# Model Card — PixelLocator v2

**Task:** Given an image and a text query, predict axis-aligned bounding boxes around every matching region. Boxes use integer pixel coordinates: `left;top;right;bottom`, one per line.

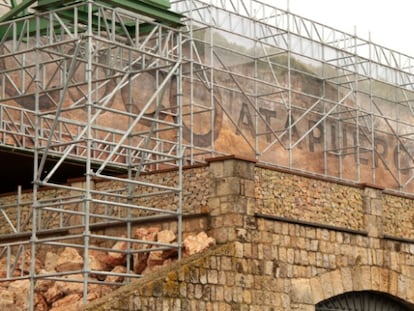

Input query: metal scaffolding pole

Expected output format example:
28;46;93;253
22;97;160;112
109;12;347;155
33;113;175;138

0;1;184;308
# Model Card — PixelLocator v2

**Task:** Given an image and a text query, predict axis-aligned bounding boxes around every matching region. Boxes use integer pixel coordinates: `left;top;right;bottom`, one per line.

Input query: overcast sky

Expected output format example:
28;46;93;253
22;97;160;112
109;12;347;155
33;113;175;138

262;0;414;57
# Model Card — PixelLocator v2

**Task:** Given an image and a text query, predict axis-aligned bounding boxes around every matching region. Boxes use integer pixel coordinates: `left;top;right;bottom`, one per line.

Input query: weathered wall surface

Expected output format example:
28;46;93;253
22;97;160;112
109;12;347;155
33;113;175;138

82;157;414;310
2;157;414;309
383;192;414;239
255;166;364;230
83;223;414;310
0;165;210;236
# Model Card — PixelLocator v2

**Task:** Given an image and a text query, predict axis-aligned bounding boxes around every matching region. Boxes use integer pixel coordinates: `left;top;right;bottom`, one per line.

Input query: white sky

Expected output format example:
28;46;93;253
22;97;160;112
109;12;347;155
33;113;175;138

0;1;411;56
262;0;414;57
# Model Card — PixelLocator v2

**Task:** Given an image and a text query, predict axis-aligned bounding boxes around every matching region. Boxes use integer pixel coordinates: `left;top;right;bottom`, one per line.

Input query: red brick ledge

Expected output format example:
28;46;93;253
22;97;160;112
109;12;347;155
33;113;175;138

205;154;257;164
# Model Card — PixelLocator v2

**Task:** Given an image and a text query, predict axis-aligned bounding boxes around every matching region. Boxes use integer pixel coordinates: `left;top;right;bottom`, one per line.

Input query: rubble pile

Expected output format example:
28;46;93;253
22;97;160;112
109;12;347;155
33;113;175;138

0;229;215;310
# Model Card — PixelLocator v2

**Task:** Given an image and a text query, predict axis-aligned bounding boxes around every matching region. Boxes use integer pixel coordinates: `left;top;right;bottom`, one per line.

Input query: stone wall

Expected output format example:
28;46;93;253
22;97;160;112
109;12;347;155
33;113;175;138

2;157;414;240
255;166;364;230
383;192;414;239
82;156;414;310
2;157;414;309
83;220;414;310
0;165;210;236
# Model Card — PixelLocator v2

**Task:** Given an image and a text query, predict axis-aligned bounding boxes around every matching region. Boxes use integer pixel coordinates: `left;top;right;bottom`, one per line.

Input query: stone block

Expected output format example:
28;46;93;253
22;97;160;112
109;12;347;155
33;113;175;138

216;177;240;196
220;256;232;271
222;159;255;179
407;278;414;302
209;161;224;178
364;214;381;238
370;266;381;291
370;199;383;216
363;187;380;199
207;270;218;284
320;272;334;298
397;274;409;301
290;278;313;304
309;277;324;304
242;289;252;304
208;197;221;216
234;241;244;258
340;267;353;292
377;267;389;293
241;180;255;197
330;269;344;296
352;265;370;291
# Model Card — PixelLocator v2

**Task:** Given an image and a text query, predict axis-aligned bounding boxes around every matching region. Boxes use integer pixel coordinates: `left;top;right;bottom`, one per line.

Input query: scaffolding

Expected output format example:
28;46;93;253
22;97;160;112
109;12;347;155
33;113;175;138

171;0;414;192
1;0;414;308
0;0;184;308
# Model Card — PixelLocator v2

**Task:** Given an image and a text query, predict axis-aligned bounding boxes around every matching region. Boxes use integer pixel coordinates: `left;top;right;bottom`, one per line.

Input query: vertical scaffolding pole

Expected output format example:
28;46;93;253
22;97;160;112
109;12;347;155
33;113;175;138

82;0;93;303
29;10;42;311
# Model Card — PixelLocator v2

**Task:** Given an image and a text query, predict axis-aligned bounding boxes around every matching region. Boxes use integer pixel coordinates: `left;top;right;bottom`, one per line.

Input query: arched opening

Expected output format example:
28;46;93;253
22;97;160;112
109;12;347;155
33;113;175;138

316;291;412;311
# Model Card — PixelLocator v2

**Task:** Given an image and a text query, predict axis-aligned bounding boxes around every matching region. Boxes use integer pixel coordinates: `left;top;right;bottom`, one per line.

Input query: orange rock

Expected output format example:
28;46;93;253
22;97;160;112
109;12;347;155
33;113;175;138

44;251;59;272
156;230;176;244
34;293;48;311
147;229;177;267
56;274;84;296
13;249;42;274
35;277;55;293
133;227;160;274
183;232;216;256
0;288;15;307
135;227;160;241
43;283;64;305
55;247;83;272
103;239;128;268
8;279;30;309
88;249;110;280
105;265;127;283
133;252;149;274
50;293;82;311
87;284;112;300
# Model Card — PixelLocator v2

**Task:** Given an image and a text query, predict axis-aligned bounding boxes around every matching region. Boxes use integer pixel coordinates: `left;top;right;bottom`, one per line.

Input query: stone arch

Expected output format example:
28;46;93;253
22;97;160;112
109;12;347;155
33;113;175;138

290;265;414;307
315;291;412;310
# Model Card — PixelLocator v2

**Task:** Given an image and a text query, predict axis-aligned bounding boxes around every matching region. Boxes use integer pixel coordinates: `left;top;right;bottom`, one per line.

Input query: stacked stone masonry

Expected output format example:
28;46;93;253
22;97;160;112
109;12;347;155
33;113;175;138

0;166;210;236
255;166;364;231
1;157;414;309
84;228;414;310
82;157;414;309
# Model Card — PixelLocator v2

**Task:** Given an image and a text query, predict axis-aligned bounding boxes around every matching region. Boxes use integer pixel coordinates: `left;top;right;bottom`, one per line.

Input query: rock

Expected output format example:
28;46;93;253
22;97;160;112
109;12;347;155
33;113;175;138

87;284;112;300
14;249;42;274
103;238;128;268
105;265;127;283
43;283;64;305
45;251;60;272
183;232;216;256
147;230;177;267
34;293;48;311
55;247;83;272
0;288;14;307
56;274;84;295
8;279;30;310
88;249;110;280
135;227;160;241
133;251;149;274
133;227;159;274
50;293;82;311
35;277;55;293
0;229;216;309
157;230;176;244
